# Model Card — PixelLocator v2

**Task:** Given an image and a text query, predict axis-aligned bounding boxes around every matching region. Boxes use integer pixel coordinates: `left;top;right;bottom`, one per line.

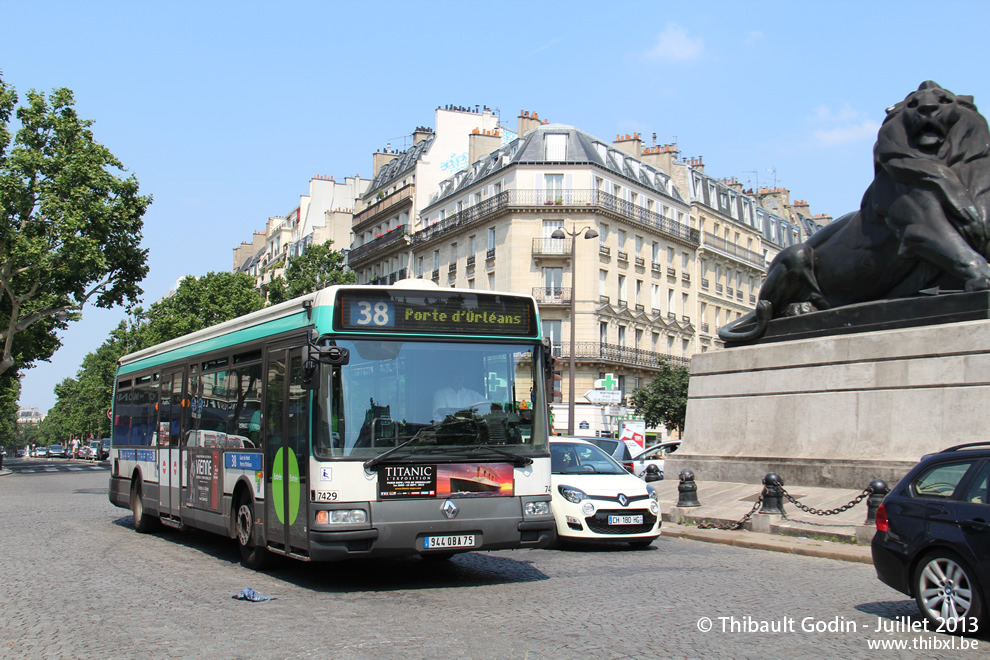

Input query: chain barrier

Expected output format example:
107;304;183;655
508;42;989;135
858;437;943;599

695;484;875;531
780;486;871;516
697;492;764;531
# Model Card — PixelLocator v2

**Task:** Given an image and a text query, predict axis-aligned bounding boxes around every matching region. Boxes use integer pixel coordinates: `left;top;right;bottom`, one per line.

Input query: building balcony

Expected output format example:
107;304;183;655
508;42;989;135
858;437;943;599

448;263;457;274
635;304;645;312
736;291;744;301
681;273;691;283
556;341;691;370
347;225;408;266
715;283;724;294
701;231;765;270
532;237;573;258
667;267;676;277
617;251;628;262
701;278;709;290
701;322;710;334
599;245;611;257
651;261;662;273
532;287;572;305
412;189;699;248
635;257;645;267
467;255;476;267
727;287;734;297
353;184;414;229
486;247;496;260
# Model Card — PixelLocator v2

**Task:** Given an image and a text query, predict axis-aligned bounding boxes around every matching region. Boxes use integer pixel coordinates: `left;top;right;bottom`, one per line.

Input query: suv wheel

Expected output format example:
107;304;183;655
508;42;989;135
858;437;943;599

913;550;984;630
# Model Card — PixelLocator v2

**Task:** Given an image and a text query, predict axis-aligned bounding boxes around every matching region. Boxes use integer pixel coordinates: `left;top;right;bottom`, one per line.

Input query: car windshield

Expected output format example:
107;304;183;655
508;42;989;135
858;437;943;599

551;442;627;475
312;339;547;461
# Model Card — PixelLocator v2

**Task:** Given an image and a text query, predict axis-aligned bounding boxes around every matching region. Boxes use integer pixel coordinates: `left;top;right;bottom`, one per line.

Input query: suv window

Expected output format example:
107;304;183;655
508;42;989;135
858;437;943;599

962;461;990;504
912;461;977;499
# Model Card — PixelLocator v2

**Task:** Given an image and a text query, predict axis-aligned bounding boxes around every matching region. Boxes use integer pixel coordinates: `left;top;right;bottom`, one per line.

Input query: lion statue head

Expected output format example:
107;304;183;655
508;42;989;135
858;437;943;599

877;81;990;169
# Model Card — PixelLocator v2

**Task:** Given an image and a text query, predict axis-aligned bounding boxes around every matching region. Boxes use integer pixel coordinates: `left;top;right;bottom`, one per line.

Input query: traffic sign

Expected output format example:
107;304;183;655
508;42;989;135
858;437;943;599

584;389;622;404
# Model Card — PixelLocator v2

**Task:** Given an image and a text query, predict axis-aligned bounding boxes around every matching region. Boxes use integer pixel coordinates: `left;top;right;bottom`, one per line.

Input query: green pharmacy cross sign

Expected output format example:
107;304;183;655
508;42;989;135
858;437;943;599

596;373;619;391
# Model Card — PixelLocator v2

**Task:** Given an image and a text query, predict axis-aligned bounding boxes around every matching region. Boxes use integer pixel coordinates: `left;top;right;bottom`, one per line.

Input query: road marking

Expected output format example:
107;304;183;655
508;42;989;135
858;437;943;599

67;467;82;471
44;468;58;472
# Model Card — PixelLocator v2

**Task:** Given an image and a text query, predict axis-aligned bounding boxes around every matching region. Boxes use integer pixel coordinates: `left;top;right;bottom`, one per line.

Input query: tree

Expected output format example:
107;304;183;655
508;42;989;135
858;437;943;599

280;240;355;300
265;275;288;306
629;357;691;436
141;272;264;346
0;74;151;376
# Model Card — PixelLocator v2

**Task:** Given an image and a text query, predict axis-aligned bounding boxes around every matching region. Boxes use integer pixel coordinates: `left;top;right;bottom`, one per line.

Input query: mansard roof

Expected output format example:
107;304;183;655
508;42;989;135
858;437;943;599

425;123;686;210
369;133;436;191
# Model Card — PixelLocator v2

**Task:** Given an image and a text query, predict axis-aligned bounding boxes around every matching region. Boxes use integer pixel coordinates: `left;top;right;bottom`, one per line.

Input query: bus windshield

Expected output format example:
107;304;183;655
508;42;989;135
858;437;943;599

313;339;547;460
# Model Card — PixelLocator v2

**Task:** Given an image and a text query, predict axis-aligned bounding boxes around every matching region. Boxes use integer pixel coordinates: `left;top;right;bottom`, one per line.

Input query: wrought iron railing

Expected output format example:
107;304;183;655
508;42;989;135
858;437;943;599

532;237;573;257
531;287;572;304
553;341;691;370
702;232;765;269
347;225;408;264
412;189;699;247
353;185;414;228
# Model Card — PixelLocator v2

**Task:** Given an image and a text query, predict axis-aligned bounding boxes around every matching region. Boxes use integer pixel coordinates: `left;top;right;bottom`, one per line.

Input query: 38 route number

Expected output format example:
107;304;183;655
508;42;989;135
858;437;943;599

352;301;393;326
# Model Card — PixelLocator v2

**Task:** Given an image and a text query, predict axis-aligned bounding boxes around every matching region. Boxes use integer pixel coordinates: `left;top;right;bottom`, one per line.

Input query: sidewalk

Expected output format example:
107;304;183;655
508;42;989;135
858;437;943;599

653;478;877;564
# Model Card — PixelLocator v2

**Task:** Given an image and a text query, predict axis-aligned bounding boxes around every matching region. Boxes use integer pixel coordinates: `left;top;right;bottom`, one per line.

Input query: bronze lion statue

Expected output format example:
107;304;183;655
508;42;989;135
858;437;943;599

720;81;990;342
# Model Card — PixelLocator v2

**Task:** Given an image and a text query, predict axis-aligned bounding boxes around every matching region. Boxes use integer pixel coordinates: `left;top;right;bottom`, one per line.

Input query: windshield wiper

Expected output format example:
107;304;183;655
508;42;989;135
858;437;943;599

458;444;533;467
363;420;479;471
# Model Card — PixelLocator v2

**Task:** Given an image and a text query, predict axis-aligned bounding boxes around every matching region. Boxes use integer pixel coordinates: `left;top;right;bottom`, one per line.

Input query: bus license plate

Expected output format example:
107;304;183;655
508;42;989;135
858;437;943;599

608;515;643;525
423;534;475;549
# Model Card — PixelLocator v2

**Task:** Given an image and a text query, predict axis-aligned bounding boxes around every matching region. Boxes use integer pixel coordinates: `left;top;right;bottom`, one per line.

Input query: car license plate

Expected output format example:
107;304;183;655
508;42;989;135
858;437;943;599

423;534;475;549
608;515;643;525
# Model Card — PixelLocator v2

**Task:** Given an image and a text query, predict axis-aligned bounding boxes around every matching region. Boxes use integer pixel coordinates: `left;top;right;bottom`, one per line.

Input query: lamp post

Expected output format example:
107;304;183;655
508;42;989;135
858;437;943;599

550;222;598;435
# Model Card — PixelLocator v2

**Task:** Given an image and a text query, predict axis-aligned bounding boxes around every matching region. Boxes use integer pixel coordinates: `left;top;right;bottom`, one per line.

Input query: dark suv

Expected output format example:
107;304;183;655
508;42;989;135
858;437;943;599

872;442;990;632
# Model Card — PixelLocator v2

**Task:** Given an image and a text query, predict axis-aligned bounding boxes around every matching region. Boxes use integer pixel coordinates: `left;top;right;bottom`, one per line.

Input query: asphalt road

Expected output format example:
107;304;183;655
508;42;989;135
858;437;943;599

0;459;983;659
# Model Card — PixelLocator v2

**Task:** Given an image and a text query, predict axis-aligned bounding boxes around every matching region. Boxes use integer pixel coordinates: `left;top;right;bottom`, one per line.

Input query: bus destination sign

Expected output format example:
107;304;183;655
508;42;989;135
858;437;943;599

335;290;537;337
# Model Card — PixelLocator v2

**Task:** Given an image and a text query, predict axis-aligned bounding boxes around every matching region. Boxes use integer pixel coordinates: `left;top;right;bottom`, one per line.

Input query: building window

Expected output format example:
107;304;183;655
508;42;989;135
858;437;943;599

417;256;424;277
544;134;567;160
599;270;607;298
600;322;608;344
488;227;496;249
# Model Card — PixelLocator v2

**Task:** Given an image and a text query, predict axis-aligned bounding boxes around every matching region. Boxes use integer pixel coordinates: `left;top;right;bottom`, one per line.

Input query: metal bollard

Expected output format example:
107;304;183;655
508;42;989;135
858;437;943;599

864;479;889;525
644;464;662;482
677;470;700;507
759;472;785;515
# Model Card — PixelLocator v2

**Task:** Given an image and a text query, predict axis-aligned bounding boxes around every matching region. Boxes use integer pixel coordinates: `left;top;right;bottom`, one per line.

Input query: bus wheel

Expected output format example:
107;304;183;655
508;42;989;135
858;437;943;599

236;496;271;570
130;479;160;534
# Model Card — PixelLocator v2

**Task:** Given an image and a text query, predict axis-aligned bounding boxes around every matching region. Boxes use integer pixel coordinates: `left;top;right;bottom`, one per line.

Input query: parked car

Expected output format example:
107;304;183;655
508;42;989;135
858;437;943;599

83;440;102;460
16;448;25;457
629;440;682;480
577;437;635;472
100;438;110;460
48;444;66;458
872;442;990;631
32;446;47;458
549;437;661;548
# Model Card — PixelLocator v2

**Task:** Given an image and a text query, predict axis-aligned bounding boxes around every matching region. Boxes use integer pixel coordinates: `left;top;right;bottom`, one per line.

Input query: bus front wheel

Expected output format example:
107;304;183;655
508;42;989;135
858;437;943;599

236;496;271;570
130;479;160;534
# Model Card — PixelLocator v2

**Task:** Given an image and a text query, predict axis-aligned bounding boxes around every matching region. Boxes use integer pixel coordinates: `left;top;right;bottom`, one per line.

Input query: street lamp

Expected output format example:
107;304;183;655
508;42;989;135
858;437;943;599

550;222;598;435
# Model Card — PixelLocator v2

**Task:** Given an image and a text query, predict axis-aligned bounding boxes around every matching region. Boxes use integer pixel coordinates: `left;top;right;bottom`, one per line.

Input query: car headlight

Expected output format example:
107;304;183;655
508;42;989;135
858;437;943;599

647;484;658;501
558;485;587;504
524;500;550;516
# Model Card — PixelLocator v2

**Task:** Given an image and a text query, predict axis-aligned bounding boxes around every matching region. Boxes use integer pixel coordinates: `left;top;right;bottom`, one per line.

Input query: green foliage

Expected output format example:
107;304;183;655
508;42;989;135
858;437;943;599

0;370;20;445
629;357;691;435
266;275;287;306
0;74;151;377
142;272;264;345
280;240;355;300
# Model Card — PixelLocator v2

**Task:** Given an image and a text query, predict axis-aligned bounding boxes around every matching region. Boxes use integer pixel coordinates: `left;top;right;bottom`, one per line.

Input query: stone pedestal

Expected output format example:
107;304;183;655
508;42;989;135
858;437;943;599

670;316;990;489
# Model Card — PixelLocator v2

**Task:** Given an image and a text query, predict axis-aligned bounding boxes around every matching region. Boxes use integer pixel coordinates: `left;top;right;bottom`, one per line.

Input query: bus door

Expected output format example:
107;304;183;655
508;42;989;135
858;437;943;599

158;370;183;517
264;345;310;556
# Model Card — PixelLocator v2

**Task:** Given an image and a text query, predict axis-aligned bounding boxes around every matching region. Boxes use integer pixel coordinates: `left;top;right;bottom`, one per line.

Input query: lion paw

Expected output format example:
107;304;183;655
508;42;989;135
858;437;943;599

965;276;990;292
784;302;818;316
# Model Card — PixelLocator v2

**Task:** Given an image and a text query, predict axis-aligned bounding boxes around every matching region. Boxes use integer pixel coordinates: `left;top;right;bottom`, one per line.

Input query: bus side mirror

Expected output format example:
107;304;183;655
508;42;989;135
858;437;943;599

301;346;350;391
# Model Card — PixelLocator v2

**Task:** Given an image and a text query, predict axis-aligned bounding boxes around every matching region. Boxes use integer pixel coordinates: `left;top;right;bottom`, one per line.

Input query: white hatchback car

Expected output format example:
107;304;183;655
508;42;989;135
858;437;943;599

629;440;681;480
549;438;661;547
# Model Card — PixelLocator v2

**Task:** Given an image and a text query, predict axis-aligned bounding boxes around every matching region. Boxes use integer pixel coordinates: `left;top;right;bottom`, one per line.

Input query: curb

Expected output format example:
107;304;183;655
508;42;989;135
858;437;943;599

662;523;874;564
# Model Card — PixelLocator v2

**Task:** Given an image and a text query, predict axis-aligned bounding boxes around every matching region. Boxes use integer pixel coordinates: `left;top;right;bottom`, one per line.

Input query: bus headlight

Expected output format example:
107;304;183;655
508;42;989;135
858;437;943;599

558;485;587;504
524;501;550;516
316;509;368;525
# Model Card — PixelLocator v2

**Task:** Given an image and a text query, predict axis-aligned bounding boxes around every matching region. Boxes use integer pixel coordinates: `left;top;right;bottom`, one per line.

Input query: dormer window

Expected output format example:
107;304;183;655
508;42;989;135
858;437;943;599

544;134;567;160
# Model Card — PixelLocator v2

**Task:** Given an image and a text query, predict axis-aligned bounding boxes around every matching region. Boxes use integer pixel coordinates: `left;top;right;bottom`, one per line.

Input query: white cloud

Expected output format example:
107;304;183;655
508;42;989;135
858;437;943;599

644;23;704;61
811;102;861;123
811;120;882;147
744;31;764;46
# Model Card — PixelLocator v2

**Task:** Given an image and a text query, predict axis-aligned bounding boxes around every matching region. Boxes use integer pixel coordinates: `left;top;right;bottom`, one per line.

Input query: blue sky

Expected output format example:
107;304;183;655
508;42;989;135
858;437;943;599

4;0;990;412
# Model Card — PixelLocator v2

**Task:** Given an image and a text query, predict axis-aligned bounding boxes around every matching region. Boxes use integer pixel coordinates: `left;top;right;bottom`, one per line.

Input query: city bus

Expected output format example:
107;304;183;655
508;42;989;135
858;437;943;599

108;282;556;568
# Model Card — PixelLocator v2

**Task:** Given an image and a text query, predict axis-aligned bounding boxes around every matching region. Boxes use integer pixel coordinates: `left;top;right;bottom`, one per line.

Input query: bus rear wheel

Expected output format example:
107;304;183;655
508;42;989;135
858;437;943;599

236;496;271;570
130;479;160;534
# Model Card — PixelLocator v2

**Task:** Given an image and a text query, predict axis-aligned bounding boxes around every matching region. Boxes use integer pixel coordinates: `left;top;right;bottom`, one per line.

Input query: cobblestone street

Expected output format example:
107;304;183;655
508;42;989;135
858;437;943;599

0;463;982;659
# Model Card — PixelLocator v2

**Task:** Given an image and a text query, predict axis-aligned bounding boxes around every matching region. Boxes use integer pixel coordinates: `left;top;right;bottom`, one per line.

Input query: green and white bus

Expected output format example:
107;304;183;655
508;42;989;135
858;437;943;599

108;282;556;567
